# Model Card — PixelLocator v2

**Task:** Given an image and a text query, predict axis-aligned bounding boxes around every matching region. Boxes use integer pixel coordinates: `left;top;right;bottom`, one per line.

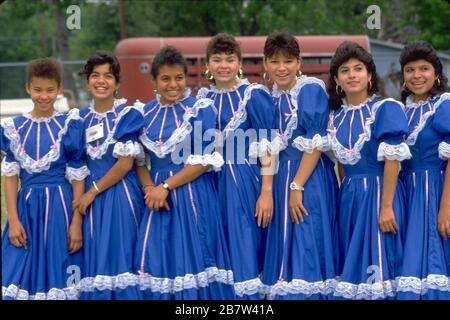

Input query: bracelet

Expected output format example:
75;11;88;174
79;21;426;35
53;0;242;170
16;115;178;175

92;181;100;193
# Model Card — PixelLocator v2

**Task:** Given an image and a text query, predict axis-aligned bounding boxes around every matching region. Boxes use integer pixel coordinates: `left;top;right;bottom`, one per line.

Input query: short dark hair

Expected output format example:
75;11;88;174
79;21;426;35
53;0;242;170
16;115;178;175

327;41;380;110
26;57;63;86
150;45;188;79
399;41;449;103
264;31;300;60
80;51;121;83
206;33;242;62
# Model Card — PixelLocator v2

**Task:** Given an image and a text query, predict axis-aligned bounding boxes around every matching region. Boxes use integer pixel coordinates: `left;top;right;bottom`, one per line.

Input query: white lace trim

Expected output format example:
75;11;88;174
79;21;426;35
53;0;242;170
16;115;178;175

65;165;90;182
1;158;20;176
377;142;412;161
396;275;450;294
261;278;338;299
156;88;191;107
22;111;59;123
2;284;79;300
86;104;138;160
292;134;331;154
77;272;139;292
1;108;81;174
221;83;271;142
234;277;264;297
405;94;434;109
341;94;378;111
248;135;285;158
439;141;450;160
272;76;328;150
139;98;214;158
185;152;224;171
137;267;234;293
112;140;144;158
333;279;396;300
208;78;250;94
328;98;404;165
88;98;127;118
405;93;450;146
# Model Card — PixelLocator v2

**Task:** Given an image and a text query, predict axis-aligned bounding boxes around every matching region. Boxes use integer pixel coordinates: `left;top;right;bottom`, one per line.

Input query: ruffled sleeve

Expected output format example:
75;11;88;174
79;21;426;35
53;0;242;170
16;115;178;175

432;93;450;160
184;98;224;171
246;86;283;158
292;82;331;153
373;99;412;161
112;105;145;159
63;109;90;182
0;119;20;176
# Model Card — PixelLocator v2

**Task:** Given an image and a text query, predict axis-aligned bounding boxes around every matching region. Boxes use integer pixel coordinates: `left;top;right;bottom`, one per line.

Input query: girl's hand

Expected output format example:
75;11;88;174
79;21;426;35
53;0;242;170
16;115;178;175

378;205;398;233
437;205;450;240
9;217;28;249
289;190;309;224
145;184;170;211
78;189;97;215
255;190;273;228
67;213;83;254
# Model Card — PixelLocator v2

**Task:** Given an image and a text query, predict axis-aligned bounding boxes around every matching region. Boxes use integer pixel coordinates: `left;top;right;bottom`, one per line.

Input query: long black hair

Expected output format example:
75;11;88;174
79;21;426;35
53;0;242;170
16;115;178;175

399;41;449;103
327;41;380;110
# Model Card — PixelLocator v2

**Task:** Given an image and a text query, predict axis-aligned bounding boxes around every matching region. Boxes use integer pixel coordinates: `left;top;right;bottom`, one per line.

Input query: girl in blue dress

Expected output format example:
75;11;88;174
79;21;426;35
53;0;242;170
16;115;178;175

75;52;145;300
134;46;234;299
327;42;411;300
197;33;280;299
396;41;450;299
1;58;88;299
260;32;338;300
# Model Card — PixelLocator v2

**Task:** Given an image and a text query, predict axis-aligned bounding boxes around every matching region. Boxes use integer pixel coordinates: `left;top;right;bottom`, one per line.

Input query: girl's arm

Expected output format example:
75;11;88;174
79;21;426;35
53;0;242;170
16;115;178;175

378;160;400;233
68;179;84;254
147;164;210;212
438;159;450;239
289;149;321;224
5;175;27;248
77;156;134;214
256;153;275;228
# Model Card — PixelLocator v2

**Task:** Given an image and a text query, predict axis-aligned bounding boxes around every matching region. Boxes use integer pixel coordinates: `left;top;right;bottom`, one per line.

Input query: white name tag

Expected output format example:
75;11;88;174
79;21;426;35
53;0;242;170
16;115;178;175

86;123;104;143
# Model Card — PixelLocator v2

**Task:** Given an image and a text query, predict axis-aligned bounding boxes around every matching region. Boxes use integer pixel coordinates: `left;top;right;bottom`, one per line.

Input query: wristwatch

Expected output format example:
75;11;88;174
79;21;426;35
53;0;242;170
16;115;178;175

289;181;304;191
162;182;171;191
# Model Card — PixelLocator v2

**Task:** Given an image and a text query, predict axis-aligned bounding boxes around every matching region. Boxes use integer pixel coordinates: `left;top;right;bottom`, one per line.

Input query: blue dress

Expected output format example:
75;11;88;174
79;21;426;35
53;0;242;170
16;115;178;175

134;89;234;299
397;93;450;299
197;79;279;299
261;76;339;300
328;95;411;300
78;99;145;300
1;109;89;300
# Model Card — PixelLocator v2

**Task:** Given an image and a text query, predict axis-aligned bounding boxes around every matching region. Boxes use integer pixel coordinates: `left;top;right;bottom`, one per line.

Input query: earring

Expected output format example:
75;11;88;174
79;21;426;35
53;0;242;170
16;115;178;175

296;70;302;77
402;82;406;90
263;72;271;83
204;69;214;80
238;68;243;78
368;80;372;91
436;78;441;87
336;85;343;95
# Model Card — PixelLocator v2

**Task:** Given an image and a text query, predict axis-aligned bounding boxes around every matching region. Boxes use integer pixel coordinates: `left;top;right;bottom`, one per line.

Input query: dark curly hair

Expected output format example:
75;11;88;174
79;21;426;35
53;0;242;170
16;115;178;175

150;45;187;80
327;41;380;110
206;33;242;62
263;31;300;60
399;41;449;103
80;51;121;83
26;57;63;86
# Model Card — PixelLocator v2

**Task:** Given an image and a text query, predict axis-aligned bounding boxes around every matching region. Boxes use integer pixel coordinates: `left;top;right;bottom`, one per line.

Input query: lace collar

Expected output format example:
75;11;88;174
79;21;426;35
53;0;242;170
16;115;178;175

22;110;60;123
271;75;307;98
405;95;435;109
341;94;377;111
209;78;249;93
88;98;127;115
156;88;191;107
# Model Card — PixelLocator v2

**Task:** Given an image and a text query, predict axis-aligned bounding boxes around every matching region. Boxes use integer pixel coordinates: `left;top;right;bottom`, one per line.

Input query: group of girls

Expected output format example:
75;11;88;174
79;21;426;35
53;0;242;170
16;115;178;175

1;31;449;300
